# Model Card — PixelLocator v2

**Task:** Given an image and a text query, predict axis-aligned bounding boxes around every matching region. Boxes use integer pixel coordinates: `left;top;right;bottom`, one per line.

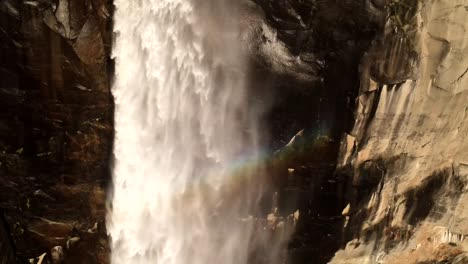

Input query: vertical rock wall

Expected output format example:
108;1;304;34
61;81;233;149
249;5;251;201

333;0;468;263
0;215;15;264
243;1;385;263
0;0;113;262
4;0;467;263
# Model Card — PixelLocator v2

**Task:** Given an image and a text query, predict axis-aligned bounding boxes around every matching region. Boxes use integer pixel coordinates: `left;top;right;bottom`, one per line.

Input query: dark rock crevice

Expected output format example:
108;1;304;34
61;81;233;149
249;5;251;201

0;209;16;264
0;0;113;262
251;1;386;263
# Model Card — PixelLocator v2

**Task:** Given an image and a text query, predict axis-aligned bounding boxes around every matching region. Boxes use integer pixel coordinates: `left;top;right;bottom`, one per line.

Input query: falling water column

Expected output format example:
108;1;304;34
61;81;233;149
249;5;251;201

108;0;279;264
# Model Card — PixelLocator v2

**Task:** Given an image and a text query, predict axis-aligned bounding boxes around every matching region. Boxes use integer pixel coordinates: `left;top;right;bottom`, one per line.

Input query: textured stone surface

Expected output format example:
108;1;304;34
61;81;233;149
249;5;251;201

242;1;386;263
332;0;468;263
3;0;465;263
244;0;385;152
0;216;15;264
0;0;113;262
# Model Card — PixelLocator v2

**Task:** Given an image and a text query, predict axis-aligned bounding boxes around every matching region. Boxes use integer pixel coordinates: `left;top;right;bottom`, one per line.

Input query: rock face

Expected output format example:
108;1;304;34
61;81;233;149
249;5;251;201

243;1;385;263
0;0;113;262
245;0;386;149
1;0;466;263
0;0;385;263
332;0;468;263
0;216;15;264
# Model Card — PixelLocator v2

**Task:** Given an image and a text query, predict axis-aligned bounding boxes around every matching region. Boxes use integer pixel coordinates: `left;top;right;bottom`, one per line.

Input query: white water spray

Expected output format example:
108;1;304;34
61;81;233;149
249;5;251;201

109;1;289;263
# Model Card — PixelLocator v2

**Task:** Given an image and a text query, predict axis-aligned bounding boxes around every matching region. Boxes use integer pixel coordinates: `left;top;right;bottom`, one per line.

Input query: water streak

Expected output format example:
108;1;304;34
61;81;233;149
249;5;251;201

108;1;285;263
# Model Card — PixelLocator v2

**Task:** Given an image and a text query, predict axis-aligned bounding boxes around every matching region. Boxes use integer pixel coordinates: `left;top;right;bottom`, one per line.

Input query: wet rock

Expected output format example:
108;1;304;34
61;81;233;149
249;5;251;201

51;246;64;264
0;0;20;19
240;2;319;86
87;222;98;233
66;236;80;250
34;189;56;202
30;247;64;264
43;0;88;39
369;32;419;84
91;0;110;19
30;252;47;264
72;16;105;66
0;215;15;264
341;203;350;216
338;134;356;167
267;213;278;229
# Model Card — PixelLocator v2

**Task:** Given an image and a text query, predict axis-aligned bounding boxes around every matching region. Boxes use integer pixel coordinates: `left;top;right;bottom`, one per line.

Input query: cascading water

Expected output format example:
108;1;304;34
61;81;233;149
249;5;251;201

108;0;289;263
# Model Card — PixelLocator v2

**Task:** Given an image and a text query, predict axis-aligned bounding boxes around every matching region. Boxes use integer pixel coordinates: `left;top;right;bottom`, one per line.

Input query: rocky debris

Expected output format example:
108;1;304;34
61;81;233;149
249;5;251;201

66;236;80;249
342;203;351;216
26;221;108;264
226;191;299;264
30;253;47;264
28;246;63;264
262;120;354;263
87;222;98;233
50;246;64;264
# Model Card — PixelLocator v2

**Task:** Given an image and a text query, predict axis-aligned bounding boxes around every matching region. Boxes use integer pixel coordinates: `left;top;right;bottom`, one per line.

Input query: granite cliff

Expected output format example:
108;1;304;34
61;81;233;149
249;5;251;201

0;0;466;264
0;0;113;262
332;1;468;263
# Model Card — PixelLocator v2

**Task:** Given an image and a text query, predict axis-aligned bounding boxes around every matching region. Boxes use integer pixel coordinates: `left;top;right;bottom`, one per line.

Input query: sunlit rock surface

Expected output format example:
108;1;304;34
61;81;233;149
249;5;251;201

333;0;468;263
1;0;466;263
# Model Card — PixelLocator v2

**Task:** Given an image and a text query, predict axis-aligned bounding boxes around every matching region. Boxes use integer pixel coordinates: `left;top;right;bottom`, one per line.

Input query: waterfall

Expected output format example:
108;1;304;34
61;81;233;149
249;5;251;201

108;0;285;263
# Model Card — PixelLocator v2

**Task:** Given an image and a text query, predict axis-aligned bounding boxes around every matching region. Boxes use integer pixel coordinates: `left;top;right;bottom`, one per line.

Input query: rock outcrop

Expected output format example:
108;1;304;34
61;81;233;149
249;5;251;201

0;0;113;262
1;0;466;263
332;0;468;263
